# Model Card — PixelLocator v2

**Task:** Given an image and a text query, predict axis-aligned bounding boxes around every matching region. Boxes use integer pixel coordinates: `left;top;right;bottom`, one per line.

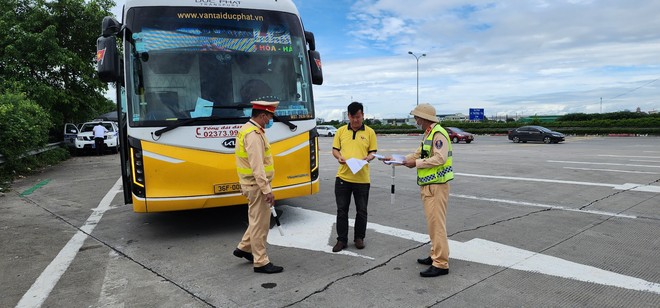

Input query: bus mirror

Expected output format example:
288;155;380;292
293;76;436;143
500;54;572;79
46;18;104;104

96;36;120;83
101;16;122;37
308;50;323;85
305;31;316;51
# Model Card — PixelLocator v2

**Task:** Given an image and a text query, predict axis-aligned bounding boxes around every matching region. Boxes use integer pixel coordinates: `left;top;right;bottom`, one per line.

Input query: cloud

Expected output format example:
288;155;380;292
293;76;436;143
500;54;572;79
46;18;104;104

308;0;660;120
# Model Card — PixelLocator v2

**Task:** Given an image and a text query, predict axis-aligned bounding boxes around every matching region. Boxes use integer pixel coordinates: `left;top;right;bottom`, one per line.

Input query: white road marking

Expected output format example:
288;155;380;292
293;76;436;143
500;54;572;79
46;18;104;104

598;154;660;159
547;160;660;168
16;178;122;308
450;193;636;218
269;206;660;295
457;172;660;193
563;167;660;175
97;250;128;308
630;159;660;163
457;172;614;187
267;205;374;260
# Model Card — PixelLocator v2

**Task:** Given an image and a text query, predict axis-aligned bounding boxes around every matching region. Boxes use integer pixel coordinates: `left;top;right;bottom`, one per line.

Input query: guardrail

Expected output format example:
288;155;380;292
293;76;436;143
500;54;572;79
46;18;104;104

0;142;63;165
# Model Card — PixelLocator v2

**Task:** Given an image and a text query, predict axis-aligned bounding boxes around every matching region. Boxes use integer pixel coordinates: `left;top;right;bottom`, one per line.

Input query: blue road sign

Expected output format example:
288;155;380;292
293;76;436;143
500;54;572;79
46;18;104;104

469;108;484;121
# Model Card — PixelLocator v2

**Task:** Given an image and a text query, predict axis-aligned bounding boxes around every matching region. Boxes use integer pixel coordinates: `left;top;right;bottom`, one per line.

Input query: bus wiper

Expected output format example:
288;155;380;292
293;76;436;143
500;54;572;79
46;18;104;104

274;115;297;131
212;104;252;110
153;116;220;137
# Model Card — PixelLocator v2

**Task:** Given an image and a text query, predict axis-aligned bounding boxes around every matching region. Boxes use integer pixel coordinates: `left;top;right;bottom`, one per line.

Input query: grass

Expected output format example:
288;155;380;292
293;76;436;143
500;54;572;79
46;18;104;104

0;147;70;193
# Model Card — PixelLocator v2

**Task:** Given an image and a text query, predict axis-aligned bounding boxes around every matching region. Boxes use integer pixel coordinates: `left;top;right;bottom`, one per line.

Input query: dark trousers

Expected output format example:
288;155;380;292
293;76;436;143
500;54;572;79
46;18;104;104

94;137;104;155
335;177;370;243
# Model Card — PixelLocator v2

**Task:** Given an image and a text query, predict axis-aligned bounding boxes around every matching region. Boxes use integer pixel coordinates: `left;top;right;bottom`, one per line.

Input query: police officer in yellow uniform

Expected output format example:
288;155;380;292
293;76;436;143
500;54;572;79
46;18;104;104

391;103;453;277
233;100;283;274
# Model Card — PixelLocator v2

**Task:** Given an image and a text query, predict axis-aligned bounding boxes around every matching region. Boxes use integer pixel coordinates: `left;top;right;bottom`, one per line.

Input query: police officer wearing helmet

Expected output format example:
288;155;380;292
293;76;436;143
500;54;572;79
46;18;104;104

233;100;283;274
385;103;453;277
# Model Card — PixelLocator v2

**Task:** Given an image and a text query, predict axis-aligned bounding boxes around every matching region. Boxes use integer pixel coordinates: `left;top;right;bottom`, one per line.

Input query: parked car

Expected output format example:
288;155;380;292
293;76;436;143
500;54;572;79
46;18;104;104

445;127;474;143
69;120;120;154
63;123;79;148
316;125;337;137
508;125;565;144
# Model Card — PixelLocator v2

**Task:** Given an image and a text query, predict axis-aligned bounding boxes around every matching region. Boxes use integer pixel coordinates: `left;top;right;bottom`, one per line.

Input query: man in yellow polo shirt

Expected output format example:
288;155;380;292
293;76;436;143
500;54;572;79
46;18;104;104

331;102;378;252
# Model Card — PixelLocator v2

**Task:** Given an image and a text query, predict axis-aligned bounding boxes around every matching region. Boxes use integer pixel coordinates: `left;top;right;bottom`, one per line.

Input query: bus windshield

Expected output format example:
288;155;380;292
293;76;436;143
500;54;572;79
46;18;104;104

124;7;314;127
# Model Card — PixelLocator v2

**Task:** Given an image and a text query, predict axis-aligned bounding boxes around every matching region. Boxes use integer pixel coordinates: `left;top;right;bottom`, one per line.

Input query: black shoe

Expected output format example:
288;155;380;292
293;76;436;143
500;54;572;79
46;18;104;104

254;262;283;274
420;265;449;277
417;256;432;265
354;239;365;249
233;248;253;262
332;241;347;252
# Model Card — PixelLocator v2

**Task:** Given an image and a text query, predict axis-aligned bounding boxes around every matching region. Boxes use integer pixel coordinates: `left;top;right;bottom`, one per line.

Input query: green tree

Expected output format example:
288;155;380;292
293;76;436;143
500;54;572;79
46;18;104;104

0;0;116;139
0;91;51;168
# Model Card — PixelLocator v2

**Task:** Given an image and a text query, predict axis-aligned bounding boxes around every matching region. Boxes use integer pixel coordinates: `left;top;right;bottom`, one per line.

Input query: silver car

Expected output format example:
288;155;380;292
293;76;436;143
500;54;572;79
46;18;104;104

316;125;337;137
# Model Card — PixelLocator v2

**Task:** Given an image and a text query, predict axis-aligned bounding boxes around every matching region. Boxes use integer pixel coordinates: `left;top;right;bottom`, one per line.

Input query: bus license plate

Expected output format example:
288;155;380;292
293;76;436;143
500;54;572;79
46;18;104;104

214;183;241;194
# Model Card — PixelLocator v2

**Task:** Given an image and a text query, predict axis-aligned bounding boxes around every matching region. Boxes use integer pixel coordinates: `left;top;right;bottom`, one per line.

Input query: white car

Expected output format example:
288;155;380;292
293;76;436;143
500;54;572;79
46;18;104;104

316;125;337;137
71;120;119;154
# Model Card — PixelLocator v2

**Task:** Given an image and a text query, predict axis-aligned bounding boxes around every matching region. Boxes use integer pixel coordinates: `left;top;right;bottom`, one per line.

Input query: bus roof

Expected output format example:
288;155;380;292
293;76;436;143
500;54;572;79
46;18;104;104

123;0;300;17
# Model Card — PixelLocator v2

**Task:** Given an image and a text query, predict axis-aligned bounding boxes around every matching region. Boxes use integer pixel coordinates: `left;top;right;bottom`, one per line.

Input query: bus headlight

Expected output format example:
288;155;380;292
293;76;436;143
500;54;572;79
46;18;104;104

309;133;319;180
131;147;146;197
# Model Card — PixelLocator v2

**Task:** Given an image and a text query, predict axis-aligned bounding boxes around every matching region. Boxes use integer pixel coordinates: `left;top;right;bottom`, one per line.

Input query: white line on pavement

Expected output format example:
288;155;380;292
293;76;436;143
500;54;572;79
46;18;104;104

630;159;660;163
456;172;615;187
450;193;637;218
547;160;660;168
563;167;660;175
598;154;660;159
16;178;122;308
456;172;660;193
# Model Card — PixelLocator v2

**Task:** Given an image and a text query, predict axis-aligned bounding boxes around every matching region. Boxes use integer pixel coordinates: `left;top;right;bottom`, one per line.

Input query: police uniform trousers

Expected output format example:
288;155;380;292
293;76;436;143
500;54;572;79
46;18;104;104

237;184;271;267
421;182;450;269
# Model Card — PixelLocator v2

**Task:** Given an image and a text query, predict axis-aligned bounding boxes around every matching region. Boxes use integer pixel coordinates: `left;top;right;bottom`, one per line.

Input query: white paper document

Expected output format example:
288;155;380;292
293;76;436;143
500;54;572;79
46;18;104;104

346;158;368;174
384;154;406;165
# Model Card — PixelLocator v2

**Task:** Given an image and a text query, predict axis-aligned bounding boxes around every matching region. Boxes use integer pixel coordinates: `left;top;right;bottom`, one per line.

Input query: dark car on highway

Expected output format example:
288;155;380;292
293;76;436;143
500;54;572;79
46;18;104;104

508;125;565;143
445;127;474;143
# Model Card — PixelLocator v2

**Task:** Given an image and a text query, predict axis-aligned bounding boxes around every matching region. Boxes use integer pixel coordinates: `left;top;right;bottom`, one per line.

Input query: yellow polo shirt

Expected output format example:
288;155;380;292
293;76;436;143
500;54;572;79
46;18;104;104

332;124;378;183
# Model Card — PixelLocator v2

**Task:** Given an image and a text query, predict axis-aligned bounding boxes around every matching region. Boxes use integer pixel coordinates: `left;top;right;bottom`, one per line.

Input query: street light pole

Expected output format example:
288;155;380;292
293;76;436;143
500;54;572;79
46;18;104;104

408;51;426;105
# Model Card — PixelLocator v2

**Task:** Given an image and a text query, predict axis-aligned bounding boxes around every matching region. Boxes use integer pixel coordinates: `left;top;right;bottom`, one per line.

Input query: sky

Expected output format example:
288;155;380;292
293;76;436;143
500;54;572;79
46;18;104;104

110;0;660;121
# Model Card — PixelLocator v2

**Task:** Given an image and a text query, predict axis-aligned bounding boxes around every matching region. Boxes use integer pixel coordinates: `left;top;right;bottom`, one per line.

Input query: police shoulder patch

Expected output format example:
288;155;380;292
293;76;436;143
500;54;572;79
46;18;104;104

435;139;443;149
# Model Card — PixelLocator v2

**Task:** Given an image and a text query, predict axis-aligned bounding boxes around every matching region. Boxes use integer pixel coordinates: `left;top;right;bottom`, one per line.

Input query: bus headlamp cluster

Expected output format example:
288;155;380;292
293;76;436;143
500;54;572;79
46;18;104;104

309;133;319;181
131;148;146;198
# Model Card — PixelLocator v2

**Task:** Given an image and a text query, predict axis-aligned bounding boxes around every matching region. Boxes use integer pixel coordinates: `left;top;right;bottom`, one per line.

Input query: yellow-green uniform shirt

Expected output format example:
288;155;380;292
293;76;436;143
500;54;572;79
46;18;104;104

332;124;378;183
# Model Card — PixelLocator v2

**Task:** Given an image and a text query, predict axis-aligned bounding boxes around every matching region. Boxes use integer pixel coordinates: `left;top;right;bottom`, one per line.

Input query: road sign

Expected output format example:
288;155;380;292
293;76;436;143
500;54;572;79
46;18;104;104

469;108;484;121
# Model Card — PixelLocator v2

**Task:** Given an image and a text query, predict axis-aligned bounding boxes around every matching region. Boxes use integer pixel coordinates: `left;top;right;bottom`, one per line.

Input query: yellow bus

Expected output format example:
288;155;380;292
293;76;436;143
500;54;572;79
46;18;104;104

96;0;323;212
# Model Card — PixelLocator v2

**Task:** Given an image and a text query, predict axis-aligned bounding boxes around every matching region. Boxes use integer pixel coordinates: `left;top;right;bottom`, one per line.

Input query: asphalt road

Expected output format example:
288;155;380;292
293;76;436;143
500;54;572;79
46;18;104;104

2;135;659;307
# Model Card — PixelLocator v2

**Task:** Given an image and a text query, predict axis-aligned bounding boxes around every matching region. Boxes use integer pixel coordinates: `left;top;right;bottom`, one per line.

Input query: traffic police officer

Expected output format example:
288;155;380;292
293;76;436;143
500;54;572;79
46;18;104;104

233;100;283;274
394;103;454;277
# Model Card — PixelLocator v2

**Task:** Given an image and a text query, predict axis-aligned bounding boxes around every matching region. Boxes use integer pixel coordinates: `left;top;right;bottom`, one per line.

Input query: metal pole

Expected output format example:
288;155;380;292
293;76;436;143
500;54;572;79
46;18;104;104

391;165;396;205
416;59;419;106
408;52;426;105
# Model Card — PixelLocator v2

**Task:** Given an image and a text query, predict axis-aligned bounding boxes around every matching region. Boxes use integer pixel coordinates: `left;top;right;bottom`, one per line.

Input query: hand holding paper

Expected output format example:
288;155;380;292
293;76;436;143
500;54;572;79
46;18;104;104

383;154;406;165
345;158;368;174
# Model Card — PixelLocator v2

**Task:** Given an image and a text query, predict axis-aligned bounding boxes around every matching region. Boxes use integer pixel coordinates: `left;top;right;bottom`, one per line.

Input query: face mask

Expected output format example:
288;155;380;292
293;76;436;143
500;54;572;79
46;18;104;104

264;118;274;129
415;123;422;130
